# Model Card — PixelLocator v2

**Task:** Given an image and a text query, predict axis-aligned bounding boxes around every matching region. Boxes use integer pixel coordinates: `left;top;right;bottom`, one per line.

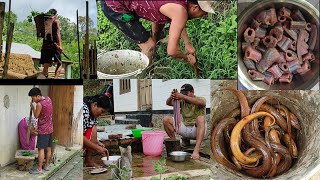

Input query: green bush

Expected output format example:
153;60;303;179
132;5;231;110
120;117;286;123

97;1;237;79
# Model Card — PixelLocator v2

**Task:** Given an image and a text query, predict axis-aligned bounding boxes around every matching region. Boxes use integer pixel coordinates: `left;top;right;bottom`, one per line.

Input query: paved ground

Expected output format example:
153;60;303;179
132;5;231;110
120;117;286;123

0;145;81;180
83;143;211;180
48;152;83;180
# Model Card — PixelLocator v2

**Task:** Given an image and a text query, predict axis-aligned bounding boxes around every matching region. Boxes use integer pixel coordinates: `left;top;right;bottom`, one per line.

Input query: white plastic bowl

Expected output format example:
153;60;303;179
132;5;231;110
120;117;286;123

101;155;121;166
97;50;149;79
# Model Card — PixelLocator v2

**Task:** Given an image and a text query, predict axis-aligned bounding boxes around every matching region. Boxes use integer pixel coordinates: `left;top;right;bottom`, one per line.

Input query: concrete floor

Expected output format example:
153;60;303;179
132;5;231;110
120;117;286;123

0;145;81;180
48;152;83;180
83;152;211;180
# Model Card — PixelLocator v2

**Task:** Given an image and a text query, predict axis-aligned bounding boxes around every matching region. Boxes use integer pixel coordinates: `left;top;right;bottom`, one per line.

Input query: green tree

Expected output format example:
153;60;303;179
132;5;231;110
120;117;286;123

2;11;18;38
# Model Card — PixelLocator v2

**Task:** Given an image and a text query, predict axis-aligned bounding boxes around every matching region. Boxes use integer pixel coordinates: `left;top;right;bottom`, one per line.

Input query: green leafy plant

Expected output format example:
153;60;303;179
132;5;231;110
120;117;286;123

163;174;186;180
22;150;33;156
27;10;55;22
151;157;168;180
107;164;131;180
52;138;59;144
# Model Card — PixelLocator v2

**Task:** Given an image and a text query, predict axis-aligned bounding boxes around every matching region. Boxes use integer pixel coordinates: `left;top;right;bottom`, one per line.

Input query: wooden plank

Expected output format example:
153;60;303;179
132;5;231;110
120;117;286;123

49;86;75;147
0;2;5;64
3;22;14;79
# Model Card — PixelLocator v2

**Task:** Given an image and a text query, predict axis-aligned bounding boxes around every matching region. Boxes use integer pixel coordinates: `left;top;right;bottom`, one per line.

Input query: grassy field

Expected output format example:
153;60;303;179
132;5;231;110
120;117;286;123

97;1;237;79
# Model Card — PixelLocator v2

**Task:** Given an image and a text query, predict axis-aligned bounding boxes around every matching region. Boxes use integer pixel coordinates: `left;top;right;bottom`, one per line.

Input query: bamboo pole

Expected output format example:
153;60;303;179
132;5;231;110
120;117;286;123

76;10;82;79
85;1;89;79
3;22;14;79
0;2;5;64
93;40;97;76
83;43;86;78
3;0;12;79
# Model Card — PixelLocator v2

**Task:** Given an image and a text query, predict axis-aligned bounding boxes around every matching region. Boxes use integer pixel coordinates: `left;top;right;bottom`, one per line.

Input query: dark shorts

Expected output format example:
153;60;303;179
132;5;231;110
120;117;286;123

37;133;53;149
40;49;61;65
100;1;150;44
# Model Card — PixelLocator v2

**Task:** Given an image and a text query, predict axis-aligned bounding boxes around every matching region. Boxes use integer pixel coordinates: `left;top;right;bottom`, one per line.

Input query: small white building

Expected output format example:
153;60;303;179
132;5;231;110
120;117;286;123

0;85;83;167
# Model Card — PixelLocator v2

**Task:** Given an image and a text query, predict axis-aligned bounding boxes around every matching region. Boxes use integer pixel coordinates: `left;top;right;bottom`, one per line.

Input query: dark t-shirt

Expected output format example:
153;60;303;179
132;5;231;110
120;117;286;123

42;19;61;50
105;0;187;24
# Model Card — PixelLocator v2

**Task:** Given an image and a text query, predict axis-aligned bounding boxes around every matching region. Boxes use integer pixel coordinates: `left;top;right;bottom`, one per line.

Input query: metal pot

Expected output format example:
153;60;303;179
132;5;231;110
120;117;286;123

238;0;319;90
169;151;191;162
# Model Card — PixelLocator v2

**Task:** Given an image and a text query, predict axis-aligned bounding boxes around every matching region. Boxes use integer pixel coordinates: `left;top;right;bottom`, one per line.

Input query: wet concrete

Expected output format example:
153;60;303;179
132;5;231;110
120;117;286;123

48;152;83;180
83;151;210;180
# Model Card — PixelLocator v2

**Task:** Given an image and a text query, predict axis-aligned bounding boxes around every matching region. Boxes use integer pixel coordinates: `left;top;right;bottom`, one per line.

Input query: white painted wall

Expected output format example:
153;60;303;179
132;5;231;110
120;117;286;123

0;86;33;167
152;79;211;111
113;79;138;112
73;86;83;145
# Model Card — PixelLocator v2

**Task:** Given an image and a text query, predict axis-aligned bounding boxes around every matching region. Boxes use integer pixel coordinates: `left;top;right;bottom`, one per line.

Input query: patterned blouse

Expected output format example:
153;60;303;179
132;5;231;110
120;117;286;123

83;103;97;134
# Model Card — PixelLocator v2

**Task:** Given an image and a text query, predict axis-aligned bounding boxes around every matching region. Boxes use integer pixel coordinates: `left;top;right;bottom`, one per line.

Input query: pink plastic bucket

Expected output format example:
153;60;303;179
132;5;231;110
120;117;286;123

141;131;165;156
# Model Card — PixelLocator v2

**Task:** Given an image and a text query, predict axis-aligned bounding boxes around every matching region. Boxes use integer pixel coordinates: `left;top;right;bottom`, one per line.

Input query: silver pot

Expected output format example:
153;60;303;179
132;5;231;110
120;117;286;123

169;151;191;162
238;0;319;90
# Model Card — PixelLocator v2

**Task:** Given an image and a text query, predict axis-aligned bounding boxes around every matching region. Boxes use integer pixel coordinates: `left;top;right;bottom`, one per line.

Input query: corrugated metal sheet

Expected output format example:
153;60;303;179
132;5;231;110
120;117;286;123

2;42;40;59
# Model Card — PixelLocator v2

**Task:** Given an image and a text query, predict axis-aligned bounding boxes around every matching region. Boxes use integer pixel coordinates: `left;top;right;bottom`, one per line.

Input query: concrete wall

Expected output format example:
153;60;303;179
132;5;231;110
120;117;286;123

0;86;33;167
113;79;138;112
152;79;211;111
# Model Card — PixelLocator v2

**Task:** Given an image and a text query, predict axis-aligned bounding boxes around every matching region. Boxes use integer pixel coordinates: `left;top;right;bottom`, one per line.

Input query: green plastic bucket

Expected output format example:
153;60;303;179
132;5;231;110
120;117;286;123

132;128;152;138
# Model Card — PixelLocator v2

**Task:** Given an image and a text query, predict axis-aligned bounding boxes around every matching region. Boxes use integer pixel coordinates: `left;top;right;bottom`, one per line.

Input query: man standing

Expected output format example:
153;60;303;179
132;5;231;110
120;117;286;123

100;0;215;64
29;87;53;174
40;9;63;79
163;84;207;160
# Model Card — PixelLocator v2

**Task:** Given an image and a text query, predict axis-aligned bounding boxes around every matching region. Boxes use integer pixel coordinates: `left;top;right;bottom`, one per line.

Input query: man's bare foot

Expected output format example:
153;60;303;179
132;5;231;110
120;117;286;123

191;151;200;160
141;46;155;65
187;54;197;65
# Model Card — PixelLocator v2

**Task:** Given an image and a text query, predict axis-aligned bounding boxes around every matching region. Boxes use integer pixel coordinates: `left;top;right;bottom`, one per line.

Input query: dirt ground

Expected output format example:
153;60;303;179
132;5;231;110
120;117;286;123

0;54;37;75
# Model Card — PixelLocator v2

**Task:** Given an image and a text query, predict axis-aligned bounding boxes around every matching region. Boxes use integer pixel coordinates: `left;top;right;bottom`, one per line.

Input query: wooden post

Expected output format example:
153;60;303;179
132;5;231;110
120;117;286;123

76;10;82;79
2;22;14;79
89;45;93;76
26;99;33;146
2;0;12;79
85;1;89;79
93;40;97;76
82;43;86;78
0;2;5;64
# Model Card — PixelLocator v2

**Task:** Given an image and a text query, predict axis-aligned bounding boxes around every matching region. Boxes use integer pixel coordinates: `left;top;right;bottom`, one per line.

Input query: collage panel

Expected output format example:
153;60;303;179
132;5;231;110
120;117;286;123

96;0;237;79
0;0;98;80
0;85;83;179
0;0;319;179
83;79;213;179
238;0;319;90
210;82;320;179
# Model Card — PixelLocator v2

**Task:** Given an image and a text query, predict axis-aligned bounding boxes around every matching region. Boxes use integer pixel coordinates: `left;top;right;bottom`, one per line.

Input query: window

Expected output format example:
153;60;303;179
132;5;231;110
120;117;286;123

120;79;131;94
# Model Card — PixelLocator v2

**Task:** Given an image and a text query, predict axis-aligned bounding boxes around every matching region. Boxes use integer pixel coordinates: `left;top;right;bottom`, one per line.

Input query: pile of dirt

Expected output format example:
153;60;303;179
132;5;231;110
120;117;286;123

0;53;38;75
